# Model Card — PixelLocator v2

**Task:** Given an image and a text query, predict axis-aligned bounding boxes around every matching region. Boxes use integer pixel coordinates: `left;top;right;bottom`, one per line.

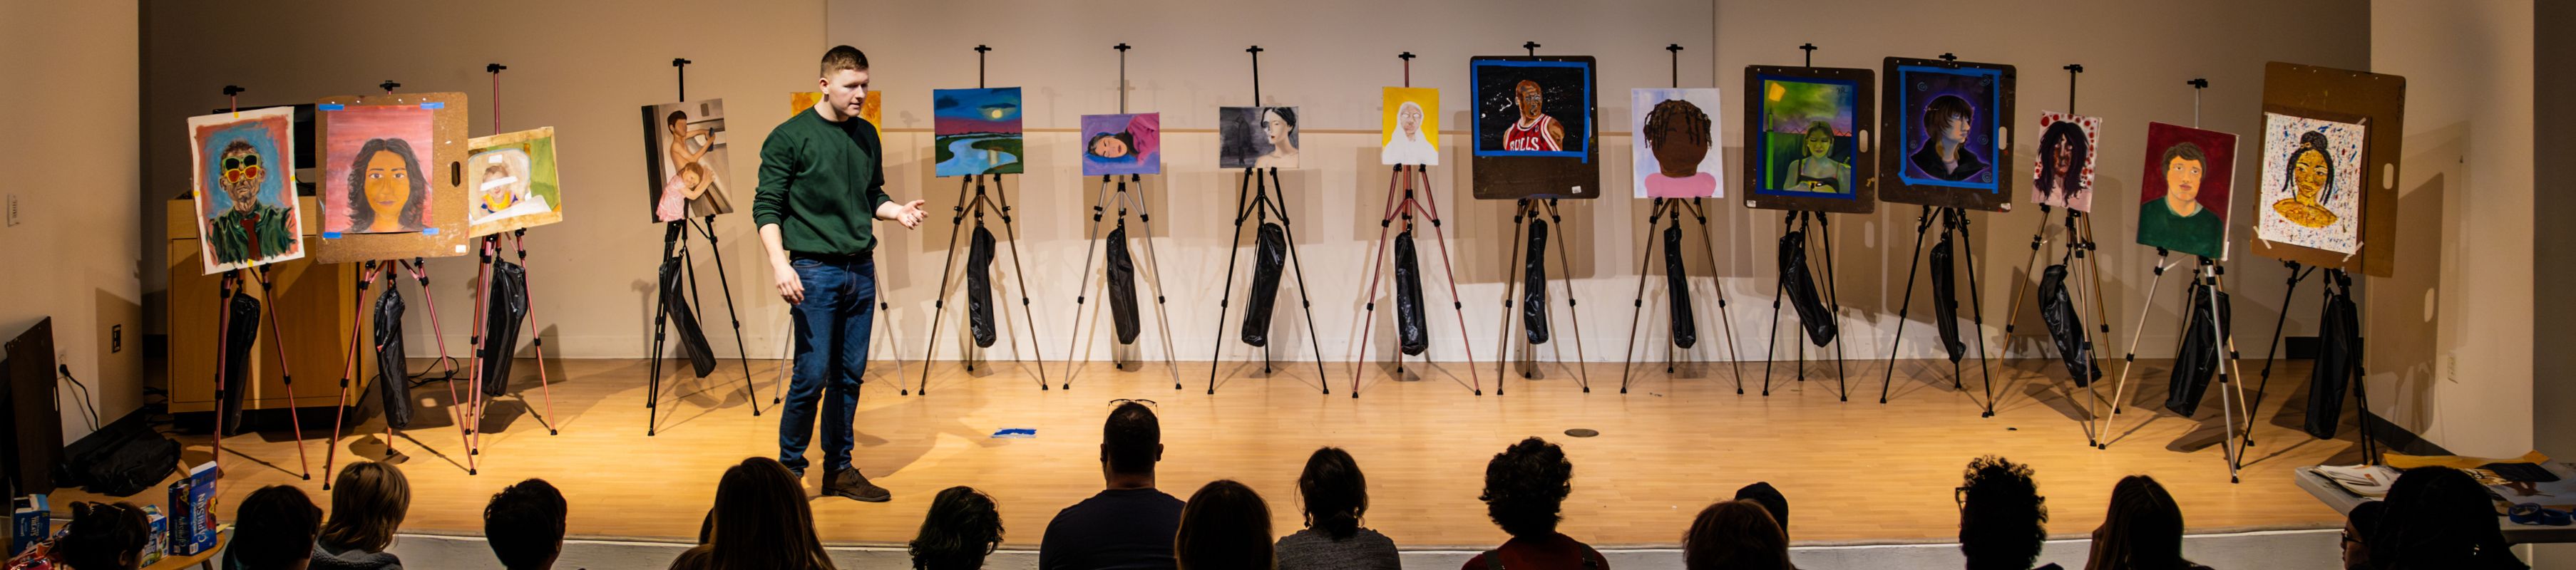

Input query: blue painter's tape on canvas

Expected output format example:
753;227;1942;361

991;428;1036;439
322;232;342;239
420;102;444;110
317;104;345;111
422;228;438;235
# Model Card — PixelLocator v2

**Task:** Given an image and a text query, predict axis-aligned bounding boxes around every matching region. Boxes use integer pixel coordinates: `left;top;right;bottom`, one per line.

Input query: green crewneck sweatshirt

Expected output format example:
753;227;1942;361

754;108;893;255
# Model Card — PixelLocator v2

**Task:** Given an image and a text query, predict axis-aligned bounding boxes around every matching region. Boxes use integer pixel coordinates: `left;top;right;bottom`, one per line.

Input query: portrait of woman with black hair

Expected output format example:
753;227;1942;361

2031;114;2097;211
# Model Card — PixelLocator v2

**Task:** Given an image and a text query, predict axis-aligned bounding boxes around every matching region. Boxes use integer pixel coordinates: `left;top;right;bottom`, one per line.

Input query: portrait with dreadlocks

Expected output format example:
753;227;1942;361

1631;88;1723;199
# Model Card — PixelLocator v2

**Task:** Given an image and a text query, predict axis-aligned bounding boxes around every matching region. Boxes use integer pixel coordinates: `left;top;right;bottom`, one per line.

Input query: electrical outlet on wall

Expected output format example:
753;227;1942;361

2445;350;2460;383
6;194;18;227
111;325;121;353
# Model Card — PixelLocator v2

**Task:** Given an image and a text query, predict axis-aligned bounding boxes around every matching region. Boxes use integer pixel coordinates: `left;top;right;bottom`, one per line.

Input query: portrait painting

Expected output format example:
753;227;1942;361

465;127;563;237
1880;57;2016;212
322;103;436;234
1469;56;1599;200
188;107;304;274
933;87;1023;177
1380;87;1440;166
640;99;736;223
1630;88;1722;199
2135;122;2238;260
1080;113;1161;177
1742;66;1875;214
2031;111;2102;212
790;90;881;135
2254;112;2365;254
1219;106;1299;170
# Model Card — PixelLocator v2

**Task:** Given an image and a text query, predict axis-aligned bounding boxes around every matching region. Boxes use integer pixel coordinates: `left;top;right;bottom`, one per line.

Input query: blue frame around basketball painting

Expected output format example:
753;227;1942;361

1468;55;1602;200
1471;58;1593;160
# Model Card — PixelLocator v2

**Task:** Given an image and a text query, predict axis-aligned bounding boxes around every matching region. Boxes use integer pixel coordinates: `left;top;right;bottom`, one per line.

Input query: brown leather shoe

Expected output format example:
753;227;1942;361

825;468;891;502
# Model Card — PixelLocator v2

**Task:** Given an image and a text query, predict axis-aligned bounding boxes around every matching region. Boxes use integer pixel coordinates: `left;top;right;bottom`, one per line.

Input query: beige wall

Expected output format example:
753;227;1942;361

135;0;2379;374
2370;0;2534;457
1;1;145;442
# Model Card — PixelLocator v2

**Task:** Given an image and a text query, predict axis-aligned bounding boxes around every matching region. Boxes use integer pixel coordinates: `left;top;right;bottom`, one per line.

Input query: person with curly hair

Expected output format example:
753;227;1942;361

909;487;1004;570
1958;456;2056;570
1462;437;1603;569
1276;447;1400;570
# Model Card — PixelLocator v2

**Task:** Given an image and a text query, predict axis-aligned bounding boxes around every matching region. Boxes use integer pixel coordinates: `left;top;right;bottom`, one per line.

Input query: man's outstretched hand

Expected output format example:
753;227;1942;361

883;200;928;229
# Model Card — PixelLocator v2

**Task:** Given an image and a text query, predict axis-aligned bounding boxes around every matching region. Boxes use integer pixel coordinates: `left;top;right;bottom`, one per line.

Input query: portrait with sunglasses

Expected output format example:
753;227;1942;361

187;107;304;274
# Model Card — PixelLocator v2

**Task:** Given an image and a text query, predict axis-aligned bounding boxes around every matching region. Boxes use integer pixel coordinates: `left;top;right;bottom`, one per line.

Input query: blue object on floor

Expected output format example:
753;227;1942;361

992;428;1037;439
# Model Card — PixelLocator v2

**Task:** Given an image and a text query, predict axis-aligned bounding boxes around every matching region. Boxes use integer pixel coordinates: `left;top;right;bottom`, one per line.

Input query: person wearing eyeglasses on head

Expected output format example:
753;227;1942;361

1040;400;1184;569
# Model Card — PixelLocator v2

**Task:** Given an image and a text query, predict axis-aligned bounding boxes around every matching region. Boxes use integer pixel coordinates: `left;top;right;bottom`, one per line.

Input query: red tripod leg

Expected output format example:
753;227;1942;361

253;269;312;480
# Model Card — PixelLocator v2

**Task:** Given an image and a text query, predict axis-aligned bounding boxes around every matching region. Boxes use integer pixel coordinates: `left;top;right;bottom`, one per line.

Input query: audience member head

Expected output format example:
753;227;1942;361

1735;482;1790;539
2375;466;2522;569
1958;455;2048;570
1480;437;1574;539
908;486;1004;570
704;457;834;570
1298;447;1370;539
1174;480;1274;570
231;484;325;570
1102;400;1164;481
321;461;411;552
2341;500;2387;570
1683;499;1791;570
2085;475;2187;570
55;501;149;570
485;478;568;570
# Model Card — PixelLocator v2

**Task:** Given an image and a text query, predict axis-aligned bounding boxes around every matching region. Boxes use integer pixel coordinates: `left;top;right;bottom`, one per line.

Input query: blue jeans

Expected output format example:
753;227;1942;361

779;252;874;474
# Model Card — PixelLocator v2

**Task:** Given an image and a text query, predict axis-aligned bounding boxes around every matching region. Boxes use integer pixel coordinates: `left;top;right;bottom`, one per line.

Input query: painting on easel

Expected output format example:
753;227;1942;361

2254;112;2365;256
466;127;563;238
1219;106;1300;169
1630;88;1722;199
1469;56;1600;200
641;99;736;222
2030;111;2100;212
1080;113;1161;177
2135;122;2237;261
933;87;1022;177
1742;66;1875;214
187;107;305;274
1879;57;2016;212
1380;87;1440;166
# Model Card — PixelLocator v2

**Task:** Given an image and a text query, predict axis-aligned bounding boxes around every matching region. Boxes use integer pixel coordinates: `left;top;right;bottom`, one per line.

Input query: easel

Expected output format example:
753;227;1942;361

450;63;560;475
1762;210;1852;398
1494;198;1593;394
1059;44;1183;390
1996;64;2116;446
1349;51;1484;398
915;47;1047;395
201;86;314;482
1203;45;1330;395
644;58;764;435
2244;266;2378;465
319;260;454;488
1873;54;2001;414
1617;43;1747;395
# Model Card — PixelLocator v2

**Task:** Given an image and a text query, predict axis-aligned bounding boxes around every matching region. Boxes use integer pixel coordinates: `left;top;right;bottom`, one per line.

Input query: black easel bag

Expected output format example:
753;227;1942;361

1522;219;1551;344
1778;231;1838;346
1929;236;1966;362
1663;224;1699;349
2305;286;2361;439
1394;230;1430;356
1104;224;1141;345
219;291;262;435
1241;222;1288;346
2037;264;2098;387
2163;279;2232;417
479;259;529;397
370;286;414;429
968;224;1000;348
659;256;717;378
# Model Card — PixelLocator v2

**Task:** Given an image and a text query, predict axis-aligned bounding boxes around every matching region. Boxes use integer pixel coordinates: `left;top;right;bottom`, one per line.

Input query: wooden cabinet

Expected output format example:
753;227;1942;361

165;198;371;414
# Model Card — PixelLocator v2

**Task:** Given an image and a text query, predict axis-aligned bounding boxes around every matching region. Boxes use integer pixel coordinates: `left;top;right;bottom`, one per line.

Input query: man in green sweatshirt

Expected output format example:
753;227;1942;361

755;45;925;502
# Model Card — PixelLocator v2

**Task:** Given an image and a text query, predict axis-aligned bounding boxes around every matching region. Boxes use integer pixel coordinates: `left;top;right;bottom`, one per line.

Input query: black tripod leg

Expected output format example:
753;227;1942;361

1541;201;1593;393
911;177;976;395
1495;201;1532;393
2247;265;2312;441
986;175;1054;389
1263;168;1333;393
1619;200;1666;393
1953;209;1999;418
694;217;761;416
1817;214;1849;401
1882;208;1935;403
1204;169;1259;393
1685;200;1747;395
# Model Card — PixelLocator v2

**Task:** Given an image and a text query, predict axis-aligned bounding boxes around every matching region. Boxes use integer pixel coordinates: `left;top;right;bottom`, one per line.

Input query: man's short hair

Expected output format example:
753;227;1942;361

1479;437;1574;538
485;478;569;569
2161;141;2206;170
1104;402;1160;474
822;46;869;78
1733;481;1789;537
232;485;325;569
1958;455;2047;570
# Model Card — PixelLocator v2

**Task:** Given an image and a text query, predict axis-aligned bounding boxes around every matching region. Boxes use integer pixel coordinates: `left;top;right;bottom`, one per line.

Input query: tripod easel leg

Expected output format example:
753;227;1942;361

1494;200;1534;394
1126;175;1191;391
1879;207;1936;403
1950;209;2001;418
692;217;764;415
1540;200;1593;393
2097;256;2180;449
1816;214;1849;400
1618;200;1669;393
248;269;313;480
1060;176;1115;388
1683;200;1746;395
911;177;976;396
985;175;1054;388
1347;169;1404;395
1412;167;1483;395
2247;264;2315;448
1262;168;1335;393
1203;169;1262;393
510;231;562;434
210;272;237;478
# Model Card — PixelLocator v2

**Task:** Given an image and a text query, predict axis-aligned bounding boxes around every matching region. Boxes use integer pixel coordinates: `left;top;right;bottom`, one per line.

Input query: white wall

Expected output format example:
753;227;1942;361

1;1;145;444
2369;0;2534;457
137;0;2374;374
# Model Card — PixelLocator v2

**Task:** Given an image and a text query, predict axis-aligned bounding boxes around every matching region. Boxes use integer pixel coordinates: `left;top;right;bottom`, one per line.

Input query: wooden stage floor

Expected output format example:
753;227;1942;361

97;356;2361;549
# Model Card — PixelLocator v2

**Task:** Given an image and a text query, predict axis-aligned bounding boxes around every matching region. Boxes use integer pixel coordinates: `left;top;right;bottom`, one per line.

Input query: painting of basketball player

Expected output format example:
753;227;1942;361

1502;80;1566;151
